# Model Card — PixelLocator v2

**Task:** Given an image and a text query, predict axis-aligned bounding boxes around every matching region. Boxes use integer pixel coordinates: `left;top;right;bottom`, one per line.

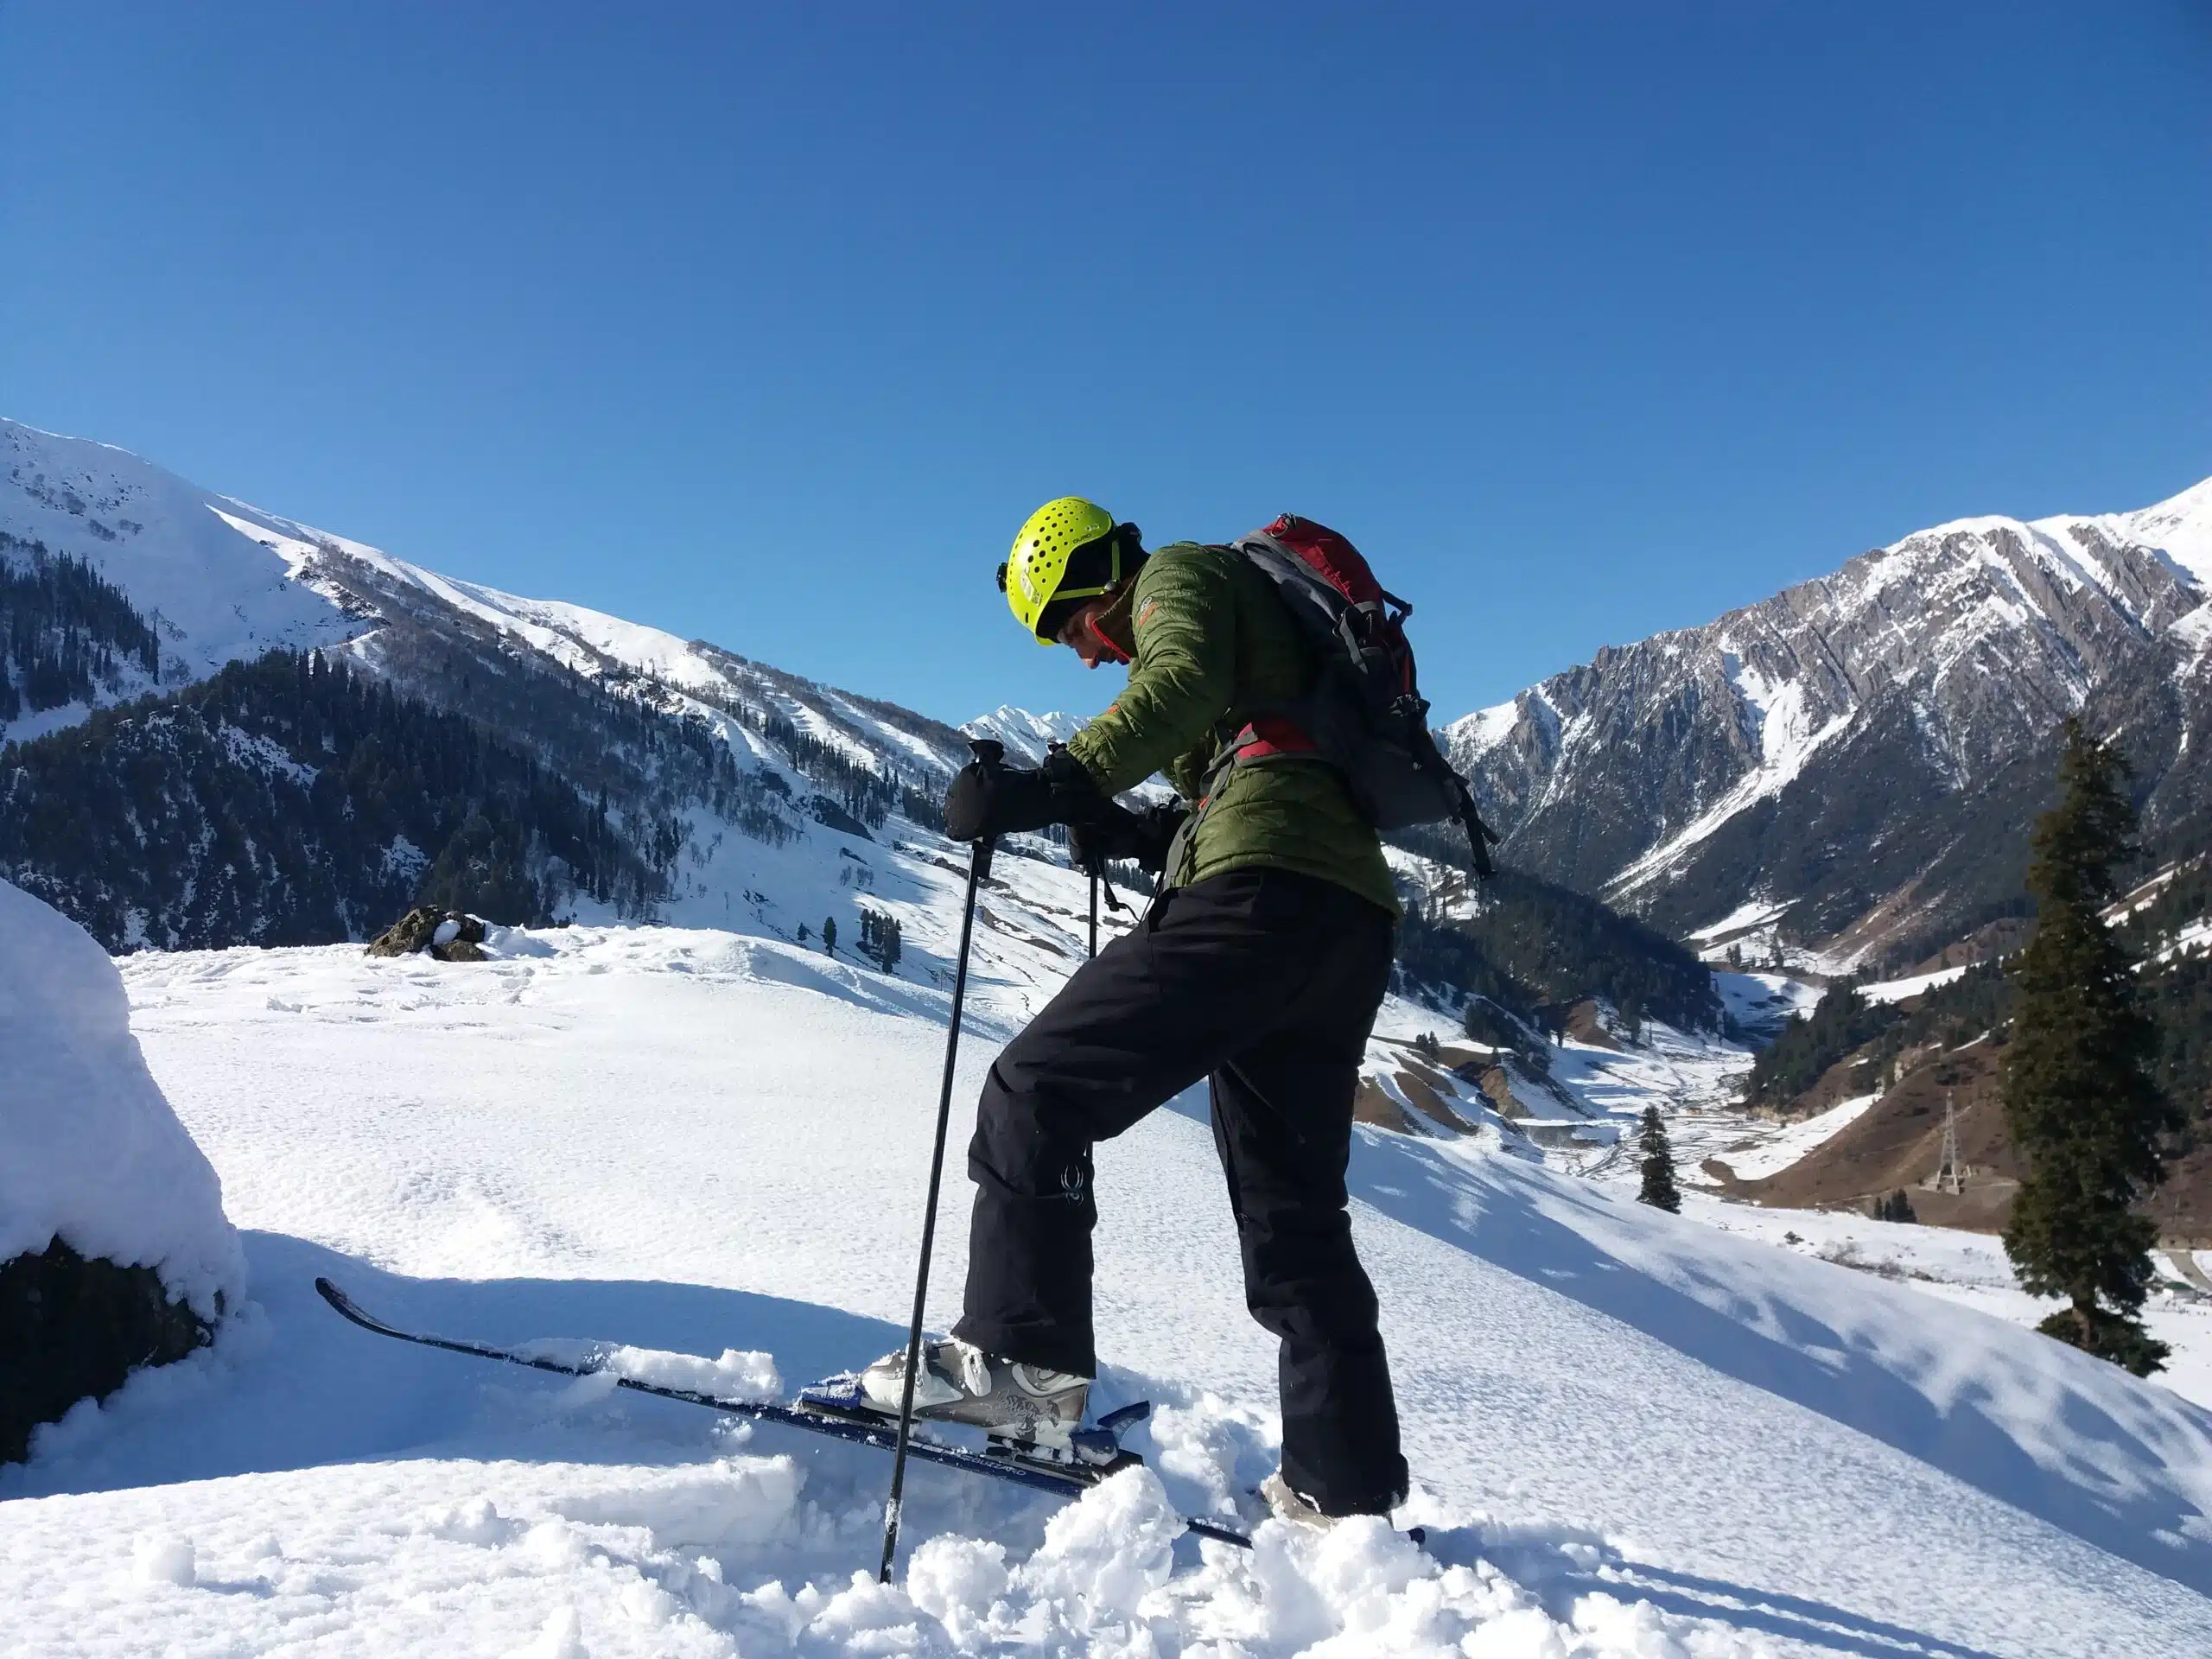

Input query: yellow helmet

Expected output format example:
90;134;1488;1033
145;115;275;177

999;497;1123;644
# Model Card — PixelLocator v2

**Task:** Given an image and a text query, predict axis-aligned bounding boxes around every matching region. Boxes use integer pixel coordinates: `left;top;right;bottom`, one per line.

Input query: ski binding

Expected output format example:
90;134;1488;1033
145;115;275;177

795;1374;1150;1478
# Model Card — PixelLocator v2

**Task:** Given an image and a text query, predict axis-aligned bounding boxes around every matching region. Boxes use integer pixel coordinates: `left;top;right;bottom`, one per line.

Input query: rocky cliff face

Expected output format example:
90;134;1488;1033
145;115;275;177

1446;482;2212;968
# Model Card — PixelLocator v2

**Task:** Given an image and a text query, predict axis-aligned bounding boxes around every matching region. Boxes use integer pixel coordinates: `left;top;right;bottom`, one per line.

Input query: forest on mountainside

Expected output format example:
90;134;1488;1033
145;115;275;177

1394;861;1726;1039
314;544;941;845
1744;939;2212;1141
0;531;162;722
0;650;665;950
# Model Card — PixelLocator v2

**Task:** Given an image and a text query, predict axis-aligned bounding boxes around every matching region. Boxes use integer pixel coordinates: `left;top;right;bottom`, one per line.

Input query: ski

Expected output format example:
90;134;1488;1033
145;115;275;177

313;1276;1251;1548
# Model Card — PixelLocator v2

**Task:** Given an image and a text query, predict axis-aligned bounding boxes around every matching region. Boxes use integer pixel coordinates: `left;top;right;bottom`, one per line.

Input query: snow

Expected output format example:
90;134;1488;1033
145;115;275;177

1685;902;1792;944
4;925;2209;1656
1605;679;1855;904
1710;972;1821;1033
0;421;365;739
2152;916;2212;967
1861;963;1970;1003
2102;474;2212;593
1443;697;1521;755
1681;1199;2212;1423
509;1339;781;1403
1702;1095;1879;1181
2172;602;2212;661
0;880;244;1319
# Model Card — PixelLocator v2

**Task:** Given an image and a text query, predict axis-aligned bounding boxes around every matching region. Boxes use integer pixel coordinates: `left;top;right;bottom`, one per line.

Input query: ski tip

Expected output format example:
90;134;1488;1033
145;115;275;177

314;1276;383;1332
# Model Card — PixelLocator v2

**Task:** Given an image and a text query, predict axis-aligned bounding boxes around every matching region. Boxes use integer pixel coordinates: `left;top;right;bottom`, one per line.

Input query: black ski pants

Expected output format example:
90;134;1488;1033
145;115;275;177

952;867;1408;1516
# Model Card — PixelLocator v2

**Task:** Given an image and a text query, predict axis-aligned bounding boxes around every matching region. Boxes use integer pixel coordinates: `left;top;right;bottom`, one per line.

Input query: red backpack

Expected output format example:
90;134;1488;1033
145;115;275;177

1214;514;1497;878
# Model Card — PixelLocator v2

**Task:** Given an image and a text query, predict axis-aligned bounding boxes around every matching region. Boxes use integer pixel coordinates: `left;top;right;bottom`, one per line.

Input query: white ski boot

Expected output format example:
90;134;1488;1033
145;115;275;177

855;1335;1091;1457
1258;1471;1425;1545
1259;1471;1335;1529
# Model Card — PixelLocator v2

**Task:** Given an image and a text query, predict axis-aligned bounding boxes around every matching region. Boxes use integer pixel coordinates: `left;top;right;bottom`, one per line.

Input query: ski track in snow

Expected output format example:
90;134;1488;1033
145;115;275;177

3;928;2210;1656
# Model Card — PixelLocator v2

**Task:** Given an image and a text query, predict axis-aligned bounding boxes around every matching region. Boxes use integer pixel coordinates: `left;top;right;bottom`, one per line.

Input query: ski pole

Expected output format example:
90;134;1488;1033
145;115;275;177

1088;868;1098;959
879;826;994;1583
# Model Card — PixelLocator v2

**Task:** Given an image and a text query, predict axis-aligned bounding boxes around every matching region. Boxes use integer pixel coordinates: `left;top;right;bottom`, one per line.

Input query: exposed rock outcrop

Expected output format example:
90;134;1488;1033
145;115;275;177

1;879;243;1465
367;906;488;962
0;1239;213;1462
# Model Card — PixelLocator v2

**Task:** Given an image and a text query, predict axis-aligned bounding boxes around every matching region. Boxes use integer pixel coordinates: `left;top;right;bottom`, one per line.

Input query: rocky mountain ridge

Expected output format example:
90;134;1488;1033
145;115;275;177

1446;479;2212;969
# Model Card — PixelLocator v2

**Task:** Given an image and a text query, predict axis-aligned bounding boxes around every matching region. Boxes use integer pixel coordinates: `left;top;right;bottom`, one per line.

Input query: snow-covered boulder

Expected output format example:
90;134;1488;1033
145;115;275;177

0;880;245;1461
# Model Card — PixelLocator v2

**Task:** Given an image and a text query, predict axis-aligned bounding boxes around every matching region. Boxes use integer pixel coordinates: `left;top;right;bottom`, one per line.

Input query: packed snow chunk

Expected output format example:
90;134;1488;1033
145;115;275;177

511;1337;779;1402
804;1570;925;1645
0;879;244;1315
1194;1517;1769;1658
130;1531;196;1587
556;1455;803;1553
507;1606;586;1659
906;1535;1012;1645
423;1494;523;1547
1014;1463;1182;1619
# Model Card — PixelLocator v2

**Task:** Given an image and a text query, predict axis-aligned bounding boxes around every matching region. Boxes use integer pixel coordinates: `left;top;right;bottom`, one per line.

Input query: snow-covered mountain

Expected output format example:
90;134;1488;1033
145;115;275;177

959;704;1084;766
1;417;979;782
0;417;1007;958
1447;479;2212;968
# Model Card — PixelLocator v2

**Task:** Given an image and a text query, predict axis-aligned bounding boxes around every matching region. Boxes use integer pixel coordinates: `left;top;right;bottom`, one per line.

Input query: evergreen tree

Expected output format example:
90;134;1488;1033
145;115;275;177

821;915;837;956
856;908;903;974
1637;1107;1681;1212
2002;720;2181;1376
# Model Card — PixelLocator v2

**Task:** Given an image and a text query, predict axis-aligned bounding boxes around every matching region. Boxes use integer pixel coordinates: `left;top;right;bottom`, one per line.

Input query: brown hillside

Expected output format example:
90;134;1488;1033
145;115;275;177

1722;1027;2212;1243
1727;1041;2021;1228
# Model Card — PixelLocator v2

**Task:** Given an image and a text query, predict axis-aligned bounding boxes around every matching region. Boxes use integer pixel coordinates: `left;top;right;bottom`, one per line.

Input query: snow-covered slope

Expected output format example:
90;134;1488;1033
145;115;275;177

3;926;2208;1656
0;422;365;741
0;880;243;1318
1446;474;2212;963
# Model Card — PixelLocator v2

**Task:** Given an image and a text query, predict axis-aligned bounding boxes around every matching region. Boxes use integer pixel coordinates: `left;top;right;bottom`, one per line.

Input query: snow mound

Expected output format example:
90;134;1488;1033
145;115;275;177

511;1337;780;1402
0;880;244;1316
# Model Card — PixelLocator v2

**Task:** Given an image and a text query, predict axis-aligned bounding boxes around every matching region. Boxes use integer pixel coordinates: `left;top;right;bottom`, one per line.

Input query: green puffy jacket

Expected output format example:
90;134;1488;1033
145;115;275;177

1065;542;1400;917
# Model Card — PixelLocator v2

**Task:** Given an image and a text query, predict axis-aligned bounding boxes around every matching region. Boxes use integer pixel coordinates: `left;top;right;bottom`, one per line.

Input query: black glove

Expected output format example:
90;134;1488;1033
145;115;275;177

1069;801;1187;877
942;746;1109;844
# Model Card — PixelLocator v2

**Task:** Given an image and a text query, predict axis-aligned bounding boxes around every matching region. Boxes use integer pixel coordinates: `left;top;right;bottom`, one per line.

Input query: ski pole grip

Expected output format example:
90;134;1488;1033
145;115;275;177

963;740;1003;878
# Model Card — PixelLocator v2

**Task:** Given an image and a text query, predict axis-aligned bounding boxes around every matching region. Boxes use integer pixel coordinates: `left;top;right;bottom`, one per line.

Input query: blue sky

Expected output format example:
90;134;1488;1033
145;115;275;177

3;3;2207;724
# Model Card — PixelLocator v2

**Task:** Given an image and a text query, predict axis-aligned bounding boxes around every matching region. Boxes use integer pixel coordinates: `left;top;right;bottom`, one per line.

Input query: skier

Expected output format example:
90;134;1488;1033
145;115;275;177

855;497;1409;1526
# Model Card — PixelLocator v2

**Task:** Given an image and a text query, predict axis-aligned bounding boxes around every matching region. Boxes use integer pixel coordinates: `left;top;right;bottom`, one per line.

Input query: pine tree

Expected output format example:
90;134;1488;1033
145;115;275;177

2002;720;2180;1376
821;915;836;956
1637;1106;1681;1212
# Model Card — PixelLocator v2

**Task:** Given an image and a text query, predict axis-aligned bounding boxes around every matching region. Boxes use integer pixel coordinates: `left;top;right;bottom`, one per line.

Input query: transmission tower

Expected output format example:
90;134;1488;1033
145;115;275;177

1927;1094;1966;1195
